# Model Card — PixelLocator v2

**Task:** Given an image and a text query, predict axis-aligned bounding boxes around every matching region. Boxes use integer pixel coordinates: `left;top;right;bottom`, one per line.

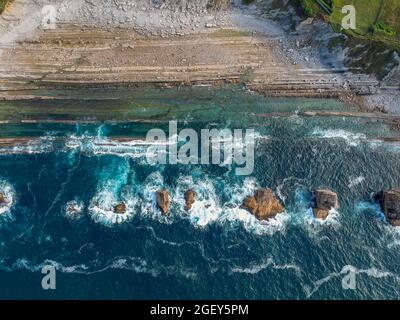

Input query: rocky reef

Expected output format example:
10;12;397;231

312;189;339;220
114;203;127;214
65;201;83;218
156;190;170;216
184;190;196;211
241;189;284;221
382;190;400;226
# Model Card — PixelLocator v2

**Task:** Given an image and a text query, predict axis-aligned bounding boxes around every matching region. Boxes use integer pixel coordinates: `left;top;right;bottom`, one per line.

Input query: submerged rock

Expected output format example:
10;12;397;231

0;192;4;204
65;202;82;218
312;189;339;220
114;203;127;214
184;190;196;211
241;189;284;221
156;190;170;216
382;189;400;226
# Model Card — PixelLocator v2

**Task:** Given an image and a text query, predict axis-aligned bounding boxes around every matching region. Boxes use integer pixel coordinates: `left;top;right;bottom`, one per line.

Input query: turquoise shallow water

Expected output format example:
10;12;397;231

0;88;399;299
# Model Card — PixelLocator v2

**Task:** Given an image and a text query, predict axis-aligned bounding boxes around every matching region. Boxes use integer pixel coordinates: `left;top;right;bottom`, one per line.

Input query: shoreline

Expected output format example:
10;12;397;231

0;1;398;113
0;1;398;115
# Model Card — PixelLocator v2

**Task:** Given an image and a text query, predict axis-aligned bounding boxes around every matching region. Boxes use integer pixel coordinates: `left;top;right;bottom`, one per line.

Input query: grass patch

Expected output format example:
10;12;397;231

371;22;396;37
330;0;400;48
210;28;249;37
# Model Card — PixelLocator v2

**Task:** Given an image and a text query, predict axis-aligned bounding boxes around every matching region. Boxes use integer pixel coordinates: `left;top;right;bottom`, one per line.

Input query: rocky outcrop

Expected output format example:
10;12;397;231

312;189;339;220
156;190;170;216
382;190;400;226
241;189;284;221
184;190;196;211
0;192;4;204
114;203;126;214
66;204;80;216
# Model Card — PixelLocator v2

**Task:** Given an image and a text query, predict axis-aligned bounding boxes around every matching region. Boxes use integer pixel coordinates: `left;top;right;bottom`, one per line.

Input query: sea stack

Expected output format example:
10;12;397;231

382;190;400;226
312;189;339;220
184;190;196;211
114;203;127;214
156;190;170;216
241;189;284;221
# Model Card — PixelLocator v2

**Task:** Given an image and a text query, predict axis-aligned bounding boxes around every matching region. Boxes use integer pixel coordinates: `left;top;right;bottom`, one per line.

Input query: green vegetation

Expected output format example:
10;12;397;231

330;0;400;48
242;0;255;5
371;22;396;37
0;0;12;14
293;0;400;48
301;0;319;17
291;0;322;17
211;29;249;37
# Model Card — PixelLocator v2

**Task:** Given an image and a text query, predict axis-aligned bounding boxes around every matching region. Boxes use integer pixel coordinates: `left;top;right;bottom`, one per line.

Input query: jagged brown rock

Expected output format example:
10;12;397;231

312;189;339;220
0;192;4;204
156;190;170;216
383;189;400;226
114;203;126;214
184;190;196;211
241;189;284;221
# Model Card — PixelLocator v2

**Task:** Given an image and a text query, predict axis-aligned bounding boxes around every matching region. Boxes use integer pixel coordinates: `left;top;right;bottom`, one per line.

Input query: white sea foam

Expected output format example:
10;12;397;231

135;171;174;223
88;161;137;226
64;134;162;160
282;204;342;241
305;265;400;298
0;136;55;155
171;174;289;235
173;175;222;226
311;129;367;146
0;179;15;216
348;176;366;188
230;257;301;275
89;190;136;226
64;199;85;220
10;257;197;279
220;207;289;236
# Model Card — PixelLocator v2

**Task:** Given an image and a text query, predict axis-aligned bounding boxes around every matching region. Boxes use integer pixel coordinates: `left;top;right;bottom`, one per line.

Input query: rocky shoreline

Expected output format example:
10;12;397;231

0;0;398;112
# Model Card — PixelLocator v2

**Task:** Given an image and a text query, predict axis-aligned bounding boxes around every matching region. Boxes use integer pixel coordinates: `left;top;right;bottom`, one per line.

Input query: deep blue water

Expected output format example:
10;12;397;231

0;89;400;299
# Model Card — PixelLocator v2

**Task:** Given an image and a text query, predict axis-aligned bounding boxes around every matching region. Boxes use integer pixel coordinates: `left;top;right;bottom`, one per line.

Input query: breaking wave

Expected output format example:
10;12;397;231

0;179;15;217
311;129;367;146
64;199;85;220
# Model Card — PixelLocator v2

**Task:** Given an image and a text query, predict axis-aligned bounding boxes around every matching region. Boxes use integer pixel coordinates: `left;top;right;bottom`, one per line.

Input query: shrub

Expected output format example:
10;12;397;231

371;22;396;37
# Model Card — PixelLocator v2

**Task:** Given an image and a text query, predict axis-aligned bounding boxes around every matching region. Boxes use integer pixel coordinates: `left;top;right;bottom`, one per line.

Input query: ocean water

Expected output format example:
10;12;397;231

0;88;400;299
